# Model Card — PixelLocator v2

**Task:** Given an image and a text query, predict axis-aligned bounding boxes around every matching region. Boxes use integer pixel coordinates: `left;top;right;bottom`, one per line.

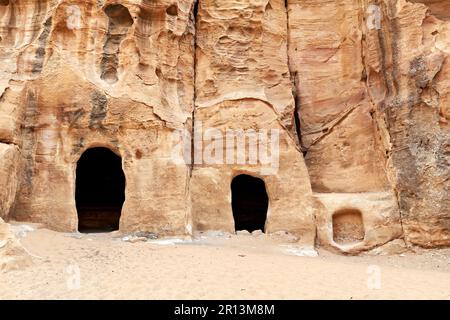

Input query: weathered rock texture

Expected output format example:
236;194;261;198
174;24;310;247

1;0;196;234
287;0;402;253
0;218;32;272
362;0;449;247
287;0;449;251
192;0;315;245
0;143;19;220
0;0;448;253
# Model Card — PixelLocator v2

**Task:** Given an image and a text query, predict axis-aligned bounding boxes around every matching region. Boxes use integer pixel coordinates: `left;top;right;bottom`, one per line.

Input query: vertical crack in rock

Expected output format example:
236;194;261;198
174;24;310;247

191;0;199;173
100;4;133;84
384;1;411;242
359;1;405;240
284;0;304;153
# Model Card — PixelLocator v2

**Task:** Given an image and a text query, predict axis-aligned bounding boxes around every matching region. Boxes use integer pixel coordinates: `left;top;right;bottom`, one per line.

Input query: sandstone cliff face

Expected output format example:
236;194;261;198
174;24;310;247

192;0;315;245
363;0;449;247
0;0;448;253
287;0;402;253
287;0;449;250
1;0;196;234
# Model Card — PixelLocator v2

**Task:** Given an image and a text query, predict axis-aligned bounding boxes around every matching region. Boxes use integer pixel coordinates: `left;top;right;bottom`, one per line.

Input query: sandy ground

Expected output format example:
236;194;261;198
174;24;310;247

1;225;449;300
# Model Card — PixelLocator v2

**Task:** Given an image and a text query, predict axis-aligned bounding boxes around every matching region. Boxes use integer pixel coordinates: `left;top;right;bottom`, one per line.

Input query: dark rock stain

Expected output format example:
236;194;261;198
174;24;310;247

20;88;39;192
73;137;85;156
89;91;108;129
32;16;52;74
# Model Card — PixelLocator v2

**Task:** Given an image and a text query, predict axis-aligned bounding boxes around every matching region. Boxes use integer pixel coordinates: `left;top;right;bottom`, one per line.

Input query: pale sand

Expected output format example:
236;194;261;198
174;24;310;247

1;226;449;300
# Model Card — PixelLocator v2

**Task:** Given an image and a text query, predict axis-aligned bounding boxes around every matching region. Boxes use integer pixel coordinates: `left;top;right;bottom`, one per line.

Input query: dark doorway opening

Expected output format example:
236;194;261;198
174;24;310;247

76;147;125;233
231;174;269;233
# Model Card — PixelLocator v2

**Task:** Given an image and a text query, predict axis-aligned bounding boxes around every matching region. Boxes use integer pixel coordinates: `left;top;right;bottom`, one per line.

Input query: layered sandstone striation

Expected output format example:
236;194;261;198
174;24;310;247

0;0;448;253
192;0;315;245
287;0;403;253
363;0;449;247
1;0;196;234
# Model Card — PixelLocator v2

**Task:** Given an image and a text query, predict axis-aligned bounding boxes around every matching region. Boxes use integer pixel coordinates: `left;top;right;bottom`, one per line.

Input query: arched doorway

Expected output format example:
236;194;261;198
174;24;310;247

231;174;269;233
76;147;125;233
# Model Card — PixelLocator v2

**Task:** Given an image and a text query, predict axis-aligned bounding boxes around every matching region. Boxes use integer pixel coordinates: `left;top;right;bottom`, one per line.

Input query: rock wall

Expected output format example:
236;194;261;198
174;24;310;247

0;0;448;252
363;0;449;247
287;0;402;253
1;0;196;234
191;0;315;246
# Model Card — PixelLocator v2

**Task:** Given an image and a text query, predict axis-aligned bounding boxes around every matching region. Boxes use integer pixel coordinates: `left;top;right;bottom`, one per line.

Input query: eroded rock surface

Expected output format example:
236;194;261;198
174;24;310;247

0;218;32;272
1;0;196;234
192;0;315;246
0;143;19;220
0;0;448;253
363;0;449;247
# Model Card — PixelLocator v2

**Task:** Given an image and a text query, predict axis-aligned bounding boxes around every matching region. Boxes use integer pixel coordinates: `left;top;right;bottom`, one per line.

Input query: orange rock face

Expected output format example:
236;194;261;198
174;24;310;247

1;0;196;235
0;0;448;253
363;0;449;247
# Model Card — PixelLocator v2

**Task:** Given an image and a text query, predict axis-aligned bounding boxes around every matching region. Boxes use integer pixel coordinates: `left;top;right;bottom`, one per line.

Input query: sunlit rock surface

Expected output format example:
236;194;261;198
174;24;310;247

0;0;448;253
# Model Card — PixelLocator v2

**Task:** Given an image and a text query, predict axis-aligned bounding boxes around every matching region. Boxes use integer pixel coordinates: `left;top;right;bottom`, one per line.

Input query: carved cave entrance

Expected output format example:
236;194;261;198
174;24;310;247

231;174;269;233
76;147;125;233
